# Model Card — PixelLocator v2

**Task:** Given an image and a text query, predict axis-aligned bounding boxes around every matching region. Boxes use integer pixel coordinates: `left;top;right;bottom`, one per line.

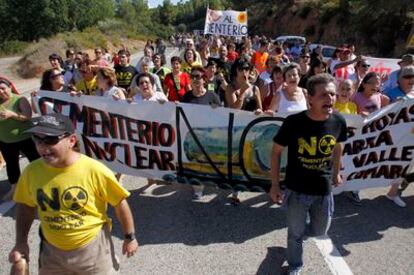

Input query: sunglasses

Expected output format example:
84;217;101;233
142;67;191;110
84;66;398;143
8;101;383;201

32;134;70;145
361;64;370;68
402;75;414;79
50;73;63;79
191;74;203;80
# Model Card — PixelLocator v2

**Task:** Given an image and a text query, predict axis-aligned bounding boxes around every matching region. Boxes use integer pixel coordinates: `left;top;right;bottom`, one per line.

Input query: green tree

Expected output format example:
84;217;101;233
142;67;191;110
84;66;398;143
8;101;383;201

7;0;70;41
159;0;177;25
116;0;138;25
67;0;115;31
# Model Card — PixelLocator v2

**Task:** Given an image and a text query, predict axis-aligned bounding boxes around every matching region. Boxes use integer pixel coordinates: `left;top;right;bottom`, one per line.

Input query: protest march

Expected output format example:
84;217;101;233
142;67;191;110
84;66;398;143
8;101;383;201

1;3;414;275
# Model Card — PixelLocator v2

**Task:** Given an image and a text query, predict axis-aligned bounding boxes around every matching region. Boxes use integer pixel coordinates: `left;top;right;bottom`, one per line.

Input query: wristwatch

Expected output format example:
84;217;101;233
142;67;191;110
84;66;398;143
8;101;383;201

124;233;136;241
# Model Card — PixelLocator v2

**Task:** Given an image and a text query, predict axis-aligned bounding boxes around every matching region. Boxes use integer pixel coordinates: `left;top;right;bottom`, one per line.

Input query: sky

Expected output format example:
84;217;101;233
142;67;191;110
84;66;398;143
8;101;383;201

147;0;187;8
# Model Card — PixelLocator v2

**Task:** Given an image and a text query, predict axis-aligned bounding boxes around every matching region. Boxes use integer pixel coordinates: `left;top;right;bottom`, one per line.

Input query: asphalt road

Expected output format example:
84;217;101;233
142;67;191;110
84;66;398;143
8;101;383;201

0;169;413;275
0;49;414;275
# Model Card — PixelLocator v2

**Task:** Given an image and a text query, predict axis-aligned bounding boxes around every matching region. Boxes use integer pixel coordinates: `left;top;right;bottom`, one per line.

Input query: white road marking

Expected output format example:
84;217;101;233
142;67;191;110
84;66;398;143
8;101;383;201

313;235;354;275
0;201;15;217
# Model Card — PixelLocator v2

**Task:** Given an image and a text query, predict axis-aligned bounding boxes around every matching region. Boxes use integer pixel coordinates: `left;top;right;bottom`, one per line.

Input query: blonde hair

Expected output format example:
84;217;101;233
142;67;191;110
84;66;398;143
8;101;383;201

97;67;117;87
339;79;353;91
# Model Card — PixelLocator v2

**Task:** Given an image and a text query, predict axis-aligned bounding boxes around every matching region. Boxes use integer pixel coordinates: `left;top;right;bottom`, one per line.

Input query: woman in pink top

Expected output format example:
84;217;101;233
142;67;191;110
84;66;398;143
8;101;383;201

352;72;389;117
352;72;405;207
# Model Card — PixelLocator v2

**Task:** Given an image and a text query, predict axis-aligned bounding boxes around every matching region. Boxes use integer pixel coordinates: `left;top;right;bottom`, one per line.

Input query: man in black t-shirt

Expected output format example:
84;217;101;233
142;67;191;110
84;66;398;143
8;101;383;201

114;49;138;92
182;66;220;106
270;73;347;274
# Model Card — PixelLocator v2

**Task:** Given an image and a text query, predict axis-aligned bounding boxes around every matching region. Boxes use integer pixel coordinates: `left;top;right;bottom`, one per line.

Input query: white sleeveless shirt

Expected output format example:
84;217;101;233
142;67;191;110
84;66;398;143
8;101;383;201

278;89;308;113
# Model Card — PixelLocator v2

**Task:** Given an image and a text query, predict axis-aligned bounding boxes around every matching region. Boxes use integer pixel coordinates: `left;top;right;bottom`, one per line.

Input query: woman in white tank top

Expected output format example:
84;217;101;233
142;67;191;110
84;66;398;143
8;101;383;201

267;63;308;113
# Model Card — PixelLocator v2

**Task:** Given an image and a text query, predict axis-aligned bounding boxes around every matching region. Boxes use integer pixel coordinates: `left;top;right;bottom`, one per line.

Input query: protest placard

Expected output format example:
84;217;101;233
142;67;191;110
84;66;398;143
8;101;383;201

204;8;248;37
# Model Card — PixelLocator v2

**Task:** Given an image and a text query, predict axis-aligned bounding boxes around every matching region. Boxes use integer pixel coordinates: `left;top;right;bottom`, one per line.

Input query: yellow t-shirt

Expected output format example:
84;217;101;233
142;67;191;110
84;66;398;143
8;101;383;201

334;101;357;115
14;154;130;250
75;77;97;96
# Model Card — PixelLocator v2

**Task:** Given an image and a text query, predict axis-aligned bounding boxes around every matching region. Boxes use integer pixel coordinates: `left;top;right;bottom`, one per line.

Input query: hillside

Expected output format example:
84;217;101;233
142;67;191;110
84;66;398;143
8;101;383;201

166;0;414;57
241;0;413;56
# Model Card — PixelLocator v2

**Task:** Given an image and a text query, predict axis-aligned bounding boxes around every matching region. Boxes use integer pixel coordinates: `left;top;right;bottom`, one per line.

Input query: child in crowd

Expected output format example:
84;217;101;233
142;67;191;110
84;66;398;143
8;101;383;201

334;79;357;114
334;80;360;205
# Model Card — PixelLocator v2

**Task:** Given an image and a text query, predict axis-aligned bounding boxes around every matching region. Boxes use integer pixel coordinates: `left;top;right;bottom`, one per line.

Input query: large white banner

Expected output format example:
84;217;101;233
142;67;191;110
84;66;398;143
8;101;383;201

334;57;399;82
35;91;414;193
204;8;248;37
365;57;400;77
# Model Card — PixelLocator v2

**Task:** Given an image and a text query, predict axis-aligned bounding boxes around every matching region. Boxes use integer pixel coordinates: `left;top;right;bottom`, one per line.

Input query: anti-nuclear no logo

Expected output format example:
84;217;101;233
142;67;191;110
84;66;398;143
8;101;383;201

318;135;336;155
298;135;336;155
61;187;88;210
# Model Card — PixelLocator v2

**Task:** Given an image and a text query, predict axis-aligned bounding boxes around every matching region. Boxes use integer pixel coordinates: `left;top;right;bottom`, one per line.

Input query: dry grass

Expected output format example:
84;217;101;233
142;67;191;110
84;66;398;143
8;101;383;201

15;30;147;79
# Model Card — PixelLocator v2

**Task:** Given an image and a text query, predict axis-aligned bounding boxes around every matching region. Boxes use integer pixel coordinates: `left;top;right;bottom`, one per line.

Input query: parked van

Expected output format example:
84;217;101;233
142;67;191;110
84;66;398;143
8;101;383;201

273;35;306;46
309;44;336;62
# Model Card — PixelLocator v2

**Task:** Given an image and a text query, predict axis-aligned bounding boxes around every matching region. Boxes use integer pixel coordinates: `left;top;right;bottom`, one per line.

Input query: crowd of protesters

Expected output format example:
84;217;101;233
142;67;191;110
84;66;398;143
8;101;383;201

1;34;414;206
0;31;413;274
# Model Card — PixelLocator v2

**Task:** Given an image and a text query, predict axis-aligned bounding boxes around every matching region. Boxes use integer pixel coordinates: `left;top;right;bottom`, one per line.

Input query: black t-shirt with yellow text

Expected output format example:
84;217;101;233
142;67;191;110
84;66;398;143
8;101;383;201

273;111;347;195
114;65;138;90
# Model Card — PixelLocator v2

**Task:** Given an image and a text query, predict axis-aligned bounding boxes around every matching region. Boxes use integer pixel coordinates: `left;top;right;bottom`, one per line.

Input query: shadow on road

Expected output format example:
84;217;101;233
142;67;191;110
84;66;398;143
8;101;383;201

329;194;414;256
110;183;287;246
256;246;288;275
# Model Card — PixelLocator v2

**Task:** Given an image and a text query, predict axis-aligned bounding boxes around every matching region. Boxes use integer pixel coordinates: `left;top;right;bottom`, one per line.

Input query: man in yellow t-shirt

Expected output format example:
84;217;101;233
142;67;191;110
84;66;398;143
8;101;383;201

8;113;138;274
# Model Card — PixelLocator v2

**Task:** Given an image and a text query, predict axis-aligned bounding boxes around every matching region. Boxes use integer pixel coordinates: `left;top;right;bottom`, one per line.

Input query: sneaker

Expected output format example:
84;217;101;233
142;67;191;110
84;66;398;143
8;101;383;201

386;195;406;208
347;191;362;206
192;191;203;201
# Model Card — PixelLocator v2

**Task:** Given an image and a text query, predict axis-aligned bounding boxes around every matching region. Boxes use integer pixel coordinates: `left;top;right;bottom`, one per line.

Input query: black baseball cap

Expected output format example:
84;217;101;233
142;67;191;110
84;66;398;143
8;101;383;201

25;113;75;136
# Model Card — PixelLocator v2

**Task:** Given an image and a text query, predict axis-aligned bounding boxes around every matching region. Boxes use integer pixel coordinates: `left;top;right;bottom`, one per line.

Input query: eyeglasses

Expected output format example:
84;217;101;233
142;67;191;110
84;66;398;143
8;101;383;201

191;74;203;80
32;134;70;145
50;73;63;79
402;75;414;79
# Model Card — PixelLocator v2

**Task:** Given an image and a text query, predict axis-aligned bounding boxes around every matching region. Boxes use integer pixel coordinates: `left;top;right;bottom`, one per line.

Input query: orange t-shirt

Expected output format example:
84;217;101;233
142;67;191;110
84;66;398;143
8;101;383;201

251;51;269;73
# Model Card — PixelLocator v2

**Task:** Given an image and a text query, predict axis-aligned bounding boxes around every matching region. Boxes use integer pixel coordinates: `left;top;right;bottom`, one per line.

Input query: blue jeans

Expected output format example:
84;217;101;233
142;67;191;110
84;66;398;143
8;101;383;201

284;189;334;271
